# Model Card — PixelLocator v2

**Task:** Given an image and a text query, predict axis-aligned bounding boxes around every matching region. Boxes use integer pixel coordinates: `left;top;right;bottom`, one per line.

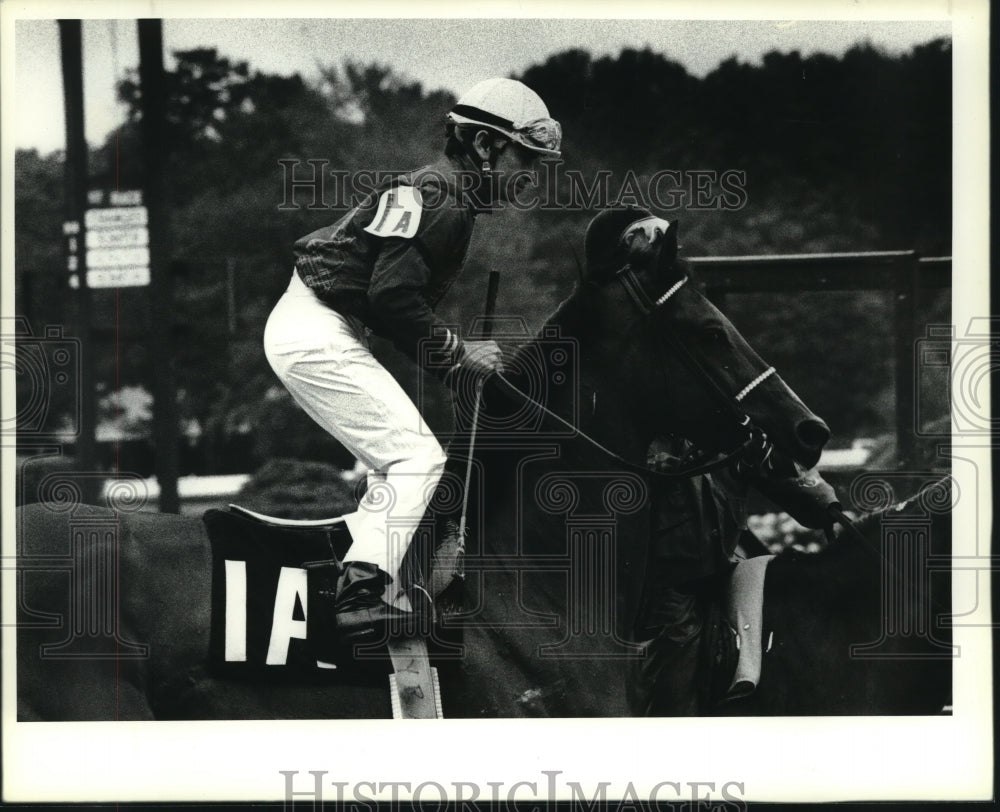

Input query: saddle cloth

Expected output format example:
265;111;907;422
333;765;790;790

204;507;357;681
203;506;464;683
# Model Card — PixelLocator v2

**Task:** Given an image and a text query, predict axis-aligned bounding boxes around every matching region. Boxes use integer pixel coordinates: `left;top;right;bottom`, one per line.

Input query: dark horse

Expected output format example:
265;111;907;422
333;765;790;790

20;223;859;719
718;476;953;715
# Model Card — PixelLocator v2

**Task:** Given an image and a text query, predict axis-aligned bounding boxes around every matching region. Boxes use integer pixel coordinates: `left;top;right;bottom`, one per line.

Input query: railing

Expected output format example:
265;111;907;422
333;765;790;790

687;251;952;467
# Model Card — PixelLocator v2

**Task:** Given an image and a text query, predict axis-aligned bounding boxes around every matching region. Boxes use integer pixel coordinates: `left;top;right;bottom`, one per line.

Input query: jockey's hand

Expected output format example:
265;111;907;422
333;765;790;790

458;339;504;378
647;450;684;473
748;465;840;530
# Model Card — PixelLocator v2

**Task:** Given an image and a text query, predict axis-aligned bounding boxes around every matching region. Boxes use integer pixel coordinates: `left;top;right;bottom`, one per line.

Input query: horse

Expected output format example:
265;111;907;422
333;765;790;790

16;222;832;719
716;476;953;716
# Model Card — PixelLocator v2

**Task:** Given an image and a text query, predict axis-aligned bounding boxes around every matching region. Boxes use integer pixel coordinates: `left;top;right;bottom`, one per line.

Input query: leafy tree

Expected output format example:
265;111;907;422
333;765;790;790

16;37;953;473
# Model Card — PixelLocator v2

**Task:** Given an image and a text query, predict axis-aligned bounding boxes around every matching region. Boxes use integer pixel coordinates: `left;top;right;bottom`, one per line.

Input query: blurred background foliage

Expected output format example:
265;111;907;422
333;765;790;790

14;39;951;476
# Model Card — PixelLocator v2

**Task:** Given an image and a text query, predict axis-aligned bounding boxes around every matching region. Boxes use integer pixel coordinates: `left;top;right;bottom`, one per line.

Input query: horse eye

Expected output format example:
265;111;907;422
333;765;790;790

701;325;728;344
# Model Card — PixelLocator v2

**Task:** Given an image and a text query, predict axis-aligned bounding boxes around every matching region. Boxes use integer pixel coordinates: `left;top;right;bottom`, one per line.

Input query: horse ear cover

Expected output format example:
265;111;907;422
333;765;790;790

585;208;680;283
584;206;653;282
656;220;680;275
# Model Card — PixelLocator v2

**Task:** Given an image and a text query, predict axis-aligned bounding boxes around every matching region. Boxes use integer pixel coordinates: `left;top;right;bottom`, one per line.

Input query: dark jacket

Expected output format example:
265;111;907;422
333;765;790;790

646;437;748;588
293;155;478;369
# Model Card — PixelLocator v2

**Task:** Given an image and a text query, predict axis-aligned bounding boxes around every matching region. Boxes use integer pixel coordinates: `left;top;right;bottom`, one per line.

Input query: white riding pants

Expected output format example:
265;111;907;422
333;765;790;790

263;271;446;590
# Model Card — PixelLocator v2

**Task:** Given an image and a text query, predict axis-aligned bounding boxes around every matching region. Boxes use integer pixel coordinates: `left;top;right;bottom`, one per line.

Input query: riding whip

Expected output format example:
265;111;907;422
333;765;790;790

458;270;500;541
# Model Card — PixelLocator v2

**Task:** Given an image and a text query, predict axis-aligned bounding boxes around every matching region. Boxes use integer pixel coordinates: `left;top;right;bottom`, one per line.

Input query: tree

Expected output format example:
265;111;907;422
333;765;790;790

17;38;952;472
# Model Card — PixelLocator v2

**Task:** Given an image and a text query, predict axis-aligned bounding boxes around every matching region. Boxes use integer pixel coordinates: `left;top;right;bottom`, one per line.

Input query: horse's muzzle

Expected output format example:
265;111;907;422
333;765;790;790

794;417;830;469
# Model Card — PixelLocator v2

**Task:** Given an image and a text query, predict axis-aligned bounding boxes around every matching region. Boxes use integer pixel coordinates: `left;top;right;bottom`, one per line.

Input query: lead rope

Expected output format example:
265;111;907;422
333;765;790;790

825;503;867;545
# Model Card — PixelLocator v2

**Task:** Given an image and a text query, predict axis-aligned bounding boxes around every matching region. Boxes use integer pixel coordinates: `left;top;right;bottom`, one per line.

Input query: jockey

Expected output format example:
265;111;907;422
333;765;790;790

264;78;561;642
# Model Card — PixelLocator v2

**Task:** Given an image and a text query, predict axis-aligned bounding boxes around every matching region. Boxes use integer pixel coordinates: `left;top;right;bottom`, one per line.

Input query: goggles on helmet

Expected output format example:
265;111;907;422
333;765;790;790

509;118;562;156
620;216;671;251
447;105;562;157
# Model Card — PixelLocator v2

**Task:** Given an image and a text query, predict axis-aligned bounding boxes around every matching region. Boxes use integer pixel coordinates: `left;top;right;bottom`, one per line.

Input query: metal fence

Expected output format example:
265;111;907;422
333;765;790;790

687;251;952;467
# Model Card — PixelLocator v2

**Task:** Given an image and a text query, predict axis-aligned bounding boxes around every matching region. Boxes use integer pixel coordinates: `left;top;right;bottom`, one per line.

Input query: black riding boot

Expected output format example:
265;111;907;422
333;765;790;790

335;562;419;643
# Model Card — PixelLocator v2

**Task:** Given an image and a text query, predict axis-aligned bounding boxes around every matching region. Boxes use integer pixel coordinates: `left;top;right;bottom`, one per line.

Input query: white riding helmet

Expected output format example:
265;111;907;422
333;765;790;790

446;77;562;157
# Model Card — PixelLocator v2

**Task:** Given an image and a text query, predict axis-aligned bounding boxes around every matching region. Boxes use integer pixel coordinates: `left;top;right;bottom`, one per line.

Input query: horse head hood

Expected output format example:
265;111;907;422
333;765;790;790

585;206;678;282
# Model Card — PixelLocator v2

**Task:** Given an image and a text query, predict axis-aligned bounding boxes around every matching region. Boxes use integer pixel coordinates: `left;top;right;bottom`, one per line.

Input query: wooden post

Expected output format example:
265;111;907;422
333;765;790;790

138;19;180;512
58;19;99;503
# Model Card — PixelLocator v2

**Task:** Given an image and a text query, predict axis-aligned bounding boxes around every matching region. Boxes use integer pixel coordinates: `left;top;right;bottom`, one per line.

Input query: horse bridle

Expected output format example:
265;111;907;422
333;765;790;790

615;264;780;478
473;267;782;482
616;264;875;545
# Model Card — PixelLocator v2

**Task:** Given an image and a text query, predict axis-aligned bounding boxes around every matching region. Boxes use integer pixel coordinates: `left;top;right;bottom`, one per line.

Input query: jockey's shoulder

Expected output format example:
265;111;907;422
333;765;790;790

361;156;476;242
404;156;469;208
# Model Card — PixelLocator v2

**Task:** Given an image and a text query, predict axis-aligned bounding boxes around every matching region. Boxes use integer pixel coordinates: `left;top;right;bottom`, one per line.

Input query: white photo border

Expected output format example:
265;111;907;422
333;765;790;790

1;0;991;804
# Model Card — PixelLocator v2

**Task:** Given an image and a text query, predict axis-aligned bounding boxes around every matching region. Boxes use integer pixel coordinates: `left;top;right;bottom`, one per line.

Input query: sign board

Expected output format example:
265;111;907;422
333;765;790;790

70;267;151;289
66;191;151;289
85;206;148;230
88;266;151;288
86;227;149;249
86;246;150;269
89;189;143;207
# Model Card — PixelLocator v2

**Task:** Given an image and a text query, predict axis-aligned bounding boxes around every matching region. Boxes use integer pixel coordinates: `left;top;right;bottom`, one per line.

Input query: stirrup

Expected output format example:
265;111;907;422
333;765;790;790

336;584;436;643
227;503;348;528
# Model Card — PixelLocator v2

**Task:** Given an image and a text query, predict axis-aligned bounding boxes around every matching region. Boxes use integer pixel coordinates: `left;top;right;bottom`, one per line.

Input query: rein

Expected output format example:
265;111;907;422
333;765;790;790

454;264;790;484
487;373;754;481
465;265;786;482
825;504;866;544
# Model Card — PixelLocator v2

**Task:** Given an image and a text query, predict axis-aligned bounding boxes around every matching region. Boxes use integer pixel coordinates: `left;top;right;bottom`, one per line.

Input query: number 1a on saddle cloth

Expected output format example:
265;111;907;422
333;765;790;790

203;505;464;677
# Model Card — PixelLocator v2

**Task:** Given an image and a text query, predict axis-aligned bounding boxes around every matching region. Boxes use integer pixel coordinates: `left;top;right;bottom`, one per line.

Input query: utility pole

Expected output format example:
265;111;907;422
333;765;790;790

58;19;99;503
138;19;180;512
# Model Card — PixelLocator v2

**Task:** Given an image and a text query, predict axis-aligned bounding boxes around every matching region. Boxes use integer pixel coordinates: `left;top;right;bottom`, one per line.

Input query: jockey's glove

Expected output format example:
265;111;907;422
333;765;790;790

747;466;841;530
460;339;504;375
442;339;504;387
448;339;503;377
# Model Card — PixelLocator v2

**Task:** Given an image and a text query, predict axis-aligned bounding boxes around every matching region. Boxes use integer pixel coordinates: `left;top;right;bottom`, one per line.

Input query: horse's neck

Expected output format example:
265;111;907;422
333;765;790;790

509;318;652;464
454;423;650;715
468;427;647;554
783;500;952;633
464;349;654;611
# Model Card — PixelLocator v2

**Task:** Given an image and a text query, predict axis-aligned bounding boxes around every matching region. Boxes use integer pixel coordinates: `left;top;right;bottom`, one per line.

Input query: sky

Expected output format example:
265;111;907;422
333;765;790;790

11;14;952;154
